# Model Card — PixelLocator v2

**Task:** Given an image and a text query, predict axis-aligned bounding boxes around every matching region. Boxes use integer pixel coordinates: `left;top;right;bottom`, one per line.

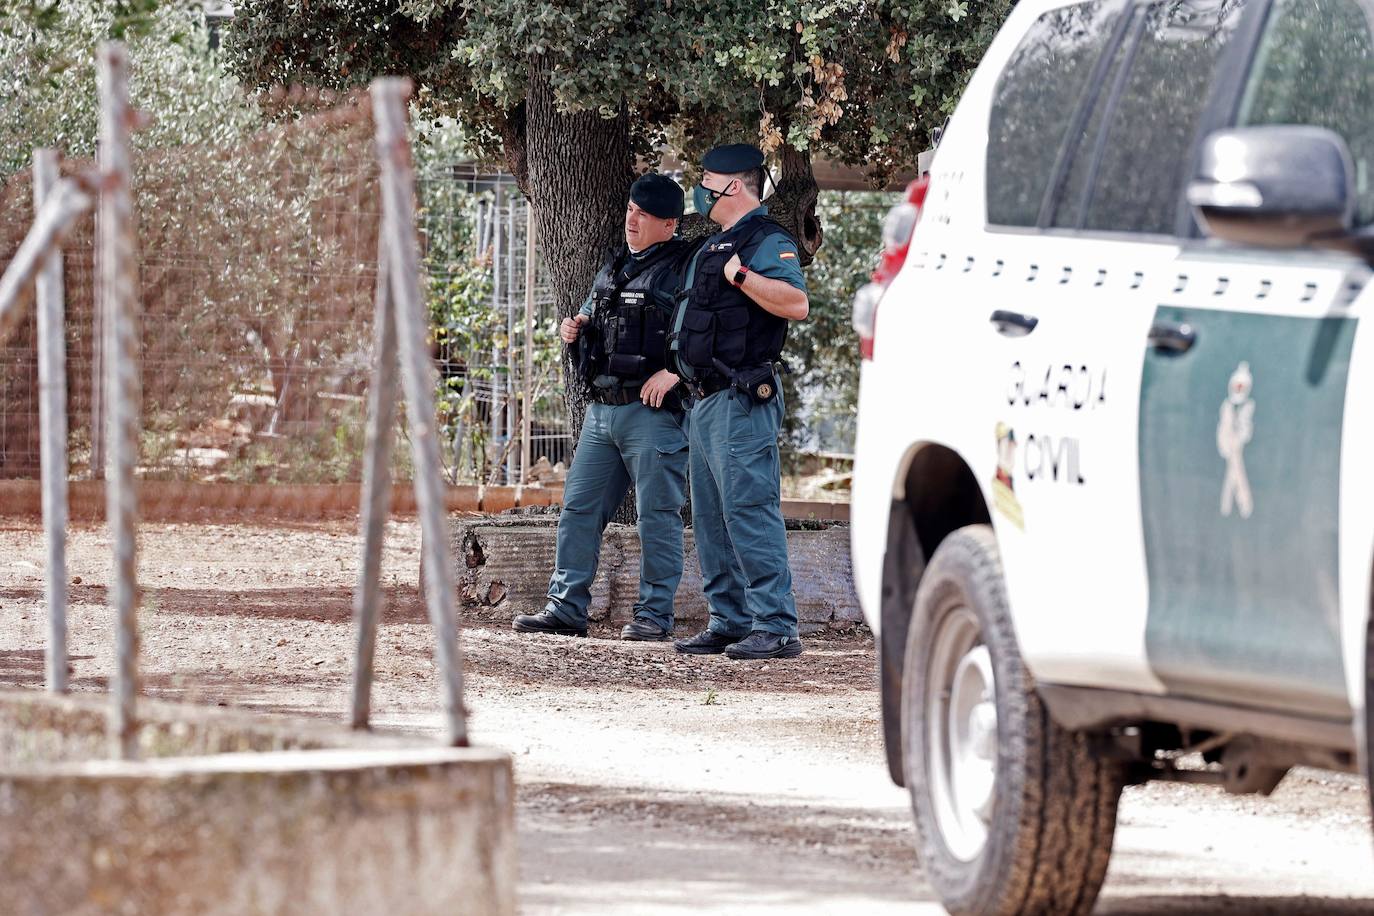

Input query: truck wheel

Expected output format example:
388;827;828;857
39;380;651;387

1366;614;1373;831
902;524;1123;915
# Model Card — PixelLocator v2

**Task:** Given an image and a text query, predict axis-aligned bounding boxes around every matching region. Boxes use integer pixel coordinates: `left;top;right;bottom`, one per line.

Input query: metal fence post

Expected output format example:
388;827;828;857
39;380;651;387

33;149;69;694
371;77;469;747
99;42;142;759
349;230;399;730
520;201;536;490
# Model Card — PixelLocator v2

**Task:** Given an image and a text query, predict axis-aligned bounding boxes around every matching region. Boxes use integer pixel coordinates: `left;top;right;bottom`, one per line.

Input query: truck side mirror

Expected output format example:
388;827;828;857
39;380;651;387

1187;126;1355;250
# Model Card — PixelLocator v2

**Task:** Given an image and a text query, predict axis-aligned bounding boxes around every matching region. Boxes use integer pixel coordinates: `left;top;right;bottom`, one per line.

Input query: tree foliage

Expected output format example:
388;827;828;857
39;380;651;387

0;0;260;176
225;0;1010;186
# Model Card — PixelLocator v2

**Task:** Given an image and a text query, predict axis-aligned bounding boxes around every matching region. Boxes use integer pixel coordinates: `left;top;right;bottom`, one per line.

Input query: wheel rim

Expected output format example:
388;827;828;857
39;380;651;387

925;605;997;862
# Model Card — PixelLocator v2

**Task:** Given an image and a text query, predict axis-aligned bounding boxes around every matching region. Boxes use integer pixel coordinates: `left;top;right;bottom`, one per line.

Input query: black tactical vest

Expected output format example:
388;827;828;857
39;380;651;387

675;214;794;378
581;239;692;398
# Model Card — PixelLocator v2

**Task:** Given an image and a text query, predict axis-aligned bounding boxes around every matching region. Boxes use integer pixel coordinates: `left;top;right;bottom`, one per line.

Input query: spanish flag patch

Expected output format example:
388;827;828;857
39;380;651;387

779;251;796;259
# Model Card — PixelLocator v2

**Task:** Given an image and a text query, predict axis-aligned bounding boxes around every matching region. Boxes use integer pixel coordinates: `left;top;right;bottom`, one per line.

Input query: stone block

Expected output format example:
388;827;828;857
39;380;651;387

0;691;516;916
447;514;860;634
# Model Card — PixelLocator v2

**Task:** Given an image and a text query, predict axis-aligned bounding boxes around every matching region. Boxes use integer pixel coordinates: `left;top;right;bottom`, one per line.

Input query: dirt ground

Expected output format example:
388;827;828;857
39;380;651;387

1;516;1372;915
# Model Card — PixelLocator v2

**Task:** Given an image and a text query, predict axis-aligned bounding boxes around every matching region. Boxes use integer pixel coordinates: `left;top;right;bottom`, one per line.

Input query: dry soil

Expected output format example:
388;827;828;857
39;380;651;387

0;517;1370;914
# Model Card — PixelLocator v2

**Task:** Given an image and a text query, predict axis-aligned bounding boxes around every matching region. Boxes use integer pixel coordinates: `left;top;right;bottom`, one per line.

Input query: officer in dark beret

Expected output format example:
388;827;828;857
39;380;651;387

669;143;809;660
514;173;701;641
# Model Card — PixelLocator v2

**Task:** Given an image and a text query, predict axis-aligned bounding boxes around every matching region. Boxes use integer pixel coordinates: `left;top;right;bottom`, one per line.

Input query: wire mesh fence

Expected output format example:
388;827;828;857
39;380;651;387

1;97;382;485
418;163;569;487
0;100;570;489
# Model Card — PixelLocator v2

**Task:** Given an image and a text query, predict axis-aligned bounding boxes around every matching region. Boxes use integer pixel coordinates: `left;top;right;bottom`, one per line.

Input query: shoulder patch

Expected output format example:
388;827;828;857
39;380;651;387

779;251;796;260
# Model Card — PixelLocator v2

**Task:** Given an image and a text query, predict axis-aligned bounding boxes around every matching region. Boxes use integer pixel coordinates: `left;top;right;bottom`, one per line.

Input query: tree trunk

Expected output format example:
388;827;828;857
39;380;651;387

768;145;822;266
521;61;637;521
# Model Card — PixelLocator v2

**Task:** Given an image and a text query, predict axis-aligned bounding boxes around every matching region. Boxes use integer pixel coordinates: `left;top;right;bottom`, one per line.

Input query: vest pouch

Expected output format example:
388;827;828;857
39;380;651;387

734;363;778;405
613;305;644;356
680;309;716;369
577;321;606;386
712;307;750;367
607;353;647;380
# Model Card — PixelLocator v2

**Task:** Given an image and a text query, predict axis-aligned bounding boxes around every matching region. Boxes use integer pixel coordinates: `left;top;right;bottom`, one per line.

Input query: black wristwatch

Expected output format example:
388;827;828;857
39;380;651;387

732;264;750;288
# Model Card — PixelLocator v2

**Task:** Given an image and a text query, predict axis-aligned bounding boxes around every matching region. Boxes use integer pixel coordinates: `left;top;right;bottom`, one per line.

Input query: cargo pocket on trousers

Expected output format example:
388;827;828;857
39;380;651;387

648;439;689;510
727;434;780;508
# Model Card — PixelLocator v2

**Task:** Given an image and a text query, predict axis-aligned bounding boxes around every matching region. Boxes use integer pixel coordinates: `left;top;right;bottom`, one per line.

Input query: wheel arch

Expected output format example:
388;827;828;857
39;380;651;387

879;440;993;785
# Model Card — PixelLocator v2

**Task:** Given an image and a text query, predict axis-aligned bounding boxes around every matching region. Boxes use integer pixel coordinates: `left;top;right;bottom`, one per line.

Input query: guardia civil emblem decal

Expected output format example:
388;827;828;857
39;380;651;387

1217;361;1255;519
991;421;1024;530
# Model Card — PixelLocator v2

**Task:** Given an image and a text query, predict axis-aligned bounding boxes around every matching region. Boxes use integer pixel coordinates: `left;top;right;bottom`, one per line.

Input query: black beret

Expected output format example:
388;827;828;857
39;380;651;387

629;173;685;219
702;143;765;174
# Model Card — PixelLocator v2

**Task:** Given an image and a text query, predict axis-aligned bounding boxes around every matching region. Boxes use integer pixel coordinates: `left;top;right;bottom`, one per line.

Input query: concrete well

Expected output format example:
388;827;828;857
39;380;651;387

0;690;515;916
446;513;861;634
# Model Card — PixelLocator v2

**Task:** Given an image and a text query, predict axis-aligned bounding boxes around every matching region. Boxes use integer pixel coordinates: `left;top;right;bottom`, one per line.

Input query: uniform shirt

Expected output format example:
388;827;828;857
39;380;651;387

671;205;807;378
679;205;807;294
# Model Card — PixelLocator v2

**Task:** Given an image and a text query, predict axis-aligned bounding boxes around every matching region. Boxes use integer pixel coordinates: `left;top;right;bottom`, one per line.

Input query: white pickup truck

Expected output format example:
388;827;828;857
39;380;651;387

849;0;1374;911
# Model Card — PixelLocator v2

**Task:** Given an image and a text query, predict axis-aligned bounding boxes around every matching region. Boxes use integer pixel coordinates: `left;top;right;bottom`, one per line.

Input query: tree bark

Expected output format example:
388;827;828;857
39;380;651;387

522;61;637;520
769;145;822;266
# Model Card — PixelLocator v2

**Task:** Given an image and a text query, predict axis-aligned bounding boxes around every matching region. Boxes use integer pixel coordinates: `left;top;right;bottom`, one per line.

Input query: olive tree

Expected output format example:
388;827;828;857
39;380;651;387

0;0;259;177
224;0;1010;437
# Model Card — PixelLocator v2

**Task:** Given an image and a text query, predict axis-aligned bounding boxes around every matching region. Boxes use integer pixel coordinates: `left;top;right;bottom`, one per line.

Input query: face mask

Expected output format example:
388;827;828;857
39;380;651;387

693;179;735;219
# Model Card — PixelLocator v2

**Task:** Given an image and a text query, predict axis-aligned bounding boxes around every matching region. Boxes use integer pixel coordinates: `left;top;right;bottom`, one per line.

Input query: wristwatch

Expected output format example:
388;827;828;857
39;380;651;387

732;264;750;287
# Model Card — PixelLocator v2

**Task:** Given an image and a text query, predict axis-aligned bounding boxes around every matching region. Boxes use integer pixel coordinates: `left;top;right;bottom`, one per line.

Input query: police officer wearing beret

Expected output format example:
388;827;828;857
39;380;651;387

514;174;699;641
670;144;809;660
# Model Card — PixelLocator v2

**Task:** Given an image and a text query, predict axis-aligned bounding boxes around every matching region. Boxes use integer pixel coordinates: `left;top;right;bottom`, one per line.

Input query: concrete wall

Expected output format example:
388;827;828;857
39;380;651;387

448;515;862;634
0;691;516;916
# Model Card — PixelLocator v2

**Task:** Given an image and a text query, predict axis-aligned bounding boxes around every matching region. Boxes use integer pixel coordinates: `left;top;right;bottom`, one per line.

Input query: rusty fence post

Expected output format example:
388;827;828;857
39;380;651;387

349;227;399;730
34;149;70;694
371;77;469;746
99;42;142;760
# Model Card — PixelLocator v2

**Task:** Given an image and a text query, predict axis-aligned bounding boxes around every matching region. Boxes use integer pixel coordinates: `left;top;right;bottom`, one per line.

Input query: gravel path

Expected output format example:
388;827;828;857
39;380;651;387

0;517;1370;914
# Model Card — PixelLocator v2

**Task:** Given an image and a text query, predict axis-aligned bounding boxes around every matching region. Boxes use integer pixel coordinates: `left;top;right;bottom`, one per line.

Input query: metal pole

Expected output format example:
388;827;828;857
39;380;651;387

349;229;399;730
91;148;105;482
34;149;69;694
371;77;469;747
0;178;93;342
490;186;503;480
505;200;518;485
99;42;141;760
520;201;536;490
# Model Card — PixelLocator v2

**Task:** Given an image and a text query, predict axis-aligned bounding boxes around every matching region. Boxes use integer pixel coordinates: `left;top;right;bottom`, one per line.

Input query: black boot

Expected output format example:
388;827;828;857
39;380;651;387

673;629;745;655
512;610;587;638
723;631;804;660
621;617;672;641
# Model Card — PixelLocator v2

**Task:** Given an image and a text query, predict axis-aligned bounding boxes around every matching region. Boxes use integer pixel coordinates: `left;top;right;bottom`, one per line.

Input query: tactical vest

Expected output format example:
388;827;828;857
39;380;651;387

675;215;794;379
581;240;691;399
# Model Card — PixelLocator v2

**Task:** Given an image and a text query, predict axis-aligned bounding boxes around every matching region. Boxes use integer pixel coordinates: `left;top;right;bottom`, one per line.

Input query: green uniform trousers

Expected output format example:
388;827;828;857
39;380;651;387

545;400;690;629
688;388;798;638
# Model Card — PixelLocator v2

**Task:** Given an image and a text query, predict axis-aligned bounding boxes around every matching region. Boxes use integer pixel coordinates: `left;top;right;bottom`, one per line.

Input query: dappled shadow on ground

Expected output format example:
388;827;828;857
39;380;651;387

1097;895;1374;915
522;781;917;871
520;781;1374;916
0;649;45;683
519;780;924;914
0;584;429;625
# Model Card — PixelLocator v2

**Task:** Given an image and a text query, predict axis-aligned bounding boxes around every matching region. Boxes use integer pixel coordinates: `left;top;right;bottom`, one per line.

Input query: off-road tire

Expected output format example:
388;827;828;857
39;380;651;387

1366;613;1373;831
902;524;1124;915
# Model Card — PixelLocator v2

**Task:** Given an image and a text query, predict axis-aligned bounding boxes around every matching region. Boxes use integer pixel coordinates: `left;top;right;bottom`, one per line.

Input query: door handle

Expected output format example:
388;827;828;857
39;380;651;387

989;310;1038;337
1148;320;1197;354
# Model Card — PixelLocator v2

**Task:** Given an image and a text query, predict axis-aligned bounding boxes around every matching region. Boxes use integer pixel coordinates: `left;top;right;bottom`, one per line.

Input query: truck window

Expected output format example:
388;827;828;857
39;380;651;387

1076;0;1249;235
986;0;1125;227
1237;0;1374;225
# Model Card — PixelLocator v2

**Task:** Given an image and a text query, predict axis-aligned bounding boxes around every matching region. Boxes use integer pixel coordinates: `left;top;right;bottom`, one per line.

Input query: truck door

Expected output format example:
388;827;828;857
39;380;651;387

1138;0;1374;718
991;0;1255;691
